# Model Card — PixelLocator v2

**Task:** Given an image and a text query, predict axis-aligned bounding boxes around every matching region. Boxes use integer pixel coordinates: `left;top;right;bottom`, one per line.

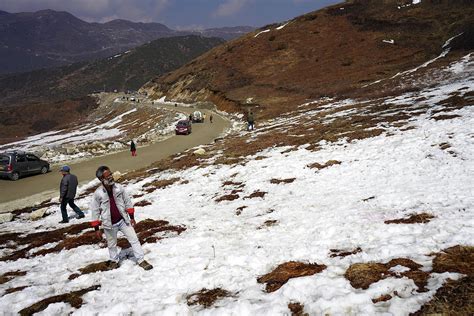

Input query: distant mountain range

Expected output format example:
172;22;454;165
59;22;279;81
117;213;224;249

0;35;225;103
0;9;254;74
0;35;225;143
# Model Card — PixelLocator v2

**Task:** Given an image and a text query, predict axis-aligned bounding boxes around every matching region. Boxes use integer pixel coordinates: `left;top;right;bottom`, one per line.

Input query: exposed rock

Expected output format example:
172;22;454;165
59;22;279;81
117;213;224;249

29;208;47;221
0;213;13;223
193;148;206;155
113;171;122;181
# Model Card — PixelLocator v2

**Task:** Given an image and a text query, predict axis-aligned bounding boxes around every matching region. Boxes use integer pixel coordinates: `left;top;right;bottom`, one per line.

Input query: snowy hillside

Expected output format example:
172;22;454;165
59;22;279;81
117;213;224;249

0;52;472;314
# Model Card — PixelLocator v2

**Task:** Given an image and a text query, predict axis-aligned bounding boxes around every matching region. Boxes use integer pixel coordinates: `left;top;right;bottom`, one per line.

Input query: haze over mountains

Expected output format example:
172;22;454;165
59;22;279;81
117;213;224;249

0;9;254;74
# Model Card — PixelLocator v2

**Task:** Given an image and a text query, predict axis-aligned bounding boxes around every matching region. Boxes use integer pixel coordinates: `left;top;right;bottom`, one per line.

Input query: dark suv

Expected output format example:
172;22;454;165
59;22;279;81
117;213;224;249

0;151;50;181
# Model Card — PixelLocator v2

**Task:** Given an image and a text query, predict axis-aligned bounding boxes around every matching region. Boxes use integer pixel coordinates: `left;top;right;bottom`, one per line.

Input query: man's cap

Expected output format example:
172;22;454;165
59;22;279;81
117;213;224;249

60;166;70;172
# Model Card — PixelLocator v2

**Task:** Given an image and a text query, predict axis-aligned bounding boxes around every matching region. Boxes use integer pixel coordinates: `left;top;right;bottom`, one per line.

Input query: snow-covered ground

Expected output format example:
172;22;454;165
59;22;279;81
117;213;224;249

0;53;472;314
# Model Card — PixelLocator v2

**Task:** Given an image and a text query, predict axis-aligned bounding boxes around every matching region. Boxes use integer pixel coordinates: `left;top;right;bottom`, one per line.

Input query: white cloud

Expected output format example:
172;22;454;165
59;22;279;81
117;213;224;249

213;0;250;17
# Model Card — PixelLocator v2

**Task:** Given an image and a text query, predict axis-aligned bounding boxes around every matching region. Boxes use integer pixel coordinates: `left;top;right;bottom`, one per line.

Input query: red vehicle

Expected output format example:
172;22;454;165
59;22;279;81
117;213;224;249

175;120;192;135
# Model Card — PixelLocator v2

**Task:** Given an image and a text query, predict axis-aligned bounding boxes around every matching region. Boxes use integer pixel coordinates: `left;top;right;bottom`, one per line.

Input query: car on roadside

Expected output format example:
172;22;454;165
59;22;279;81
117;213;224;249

0;151;50;181
175;120;192;135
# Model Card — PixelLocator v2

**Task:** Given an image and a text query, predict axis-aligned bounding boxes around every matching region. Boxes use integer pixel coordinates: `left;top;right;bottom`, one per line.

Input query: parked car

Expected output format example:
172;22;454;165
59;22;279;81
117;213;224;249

192;111;204;123
175;120;192;135
0;151;50;181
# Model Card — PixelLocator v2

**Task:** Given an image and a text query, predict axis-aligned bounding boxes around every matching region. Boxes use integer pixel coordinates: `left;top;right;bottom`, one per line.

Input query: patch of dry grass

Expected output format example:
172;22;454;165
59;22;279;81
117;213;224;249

345;258;429;291
135;200;152;207
215;194;240;202
244;191;267;199
69;261;118;280
270;178;296;184
18;285;100;316
117;219;186;248
432;245;474;275
307;160;341;170
186;288;233;308
372;294;392;304
384;213;434;224
411;275;474;316
0;271;26;285
235;206;247;215
257;261;327;292
143;178;180;193
329;247;362;258
258;220;278;229
0;223;90;261
4;286;29;295
288;302;308;316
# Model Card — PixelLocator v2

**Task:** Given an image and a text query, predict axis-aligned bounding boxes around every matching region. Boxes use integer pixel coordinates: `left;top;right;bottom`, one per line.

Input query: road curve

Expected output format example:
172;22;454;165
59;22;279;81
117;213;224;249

0;104;230;209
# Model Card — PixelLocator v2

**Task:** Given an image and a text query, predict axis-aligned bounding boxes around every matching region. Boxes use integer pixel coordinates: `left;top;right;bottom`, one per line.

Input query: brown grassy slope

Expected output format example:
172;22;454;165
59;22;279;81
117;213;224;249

142;1;473;119
0;96;97;145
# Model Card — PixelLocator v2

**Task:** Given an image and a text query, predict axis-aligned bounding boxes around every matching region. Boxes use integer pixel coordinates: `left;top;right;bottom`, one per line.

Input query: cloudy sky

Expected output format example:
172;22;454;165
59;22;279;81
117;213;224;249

0;0;340;29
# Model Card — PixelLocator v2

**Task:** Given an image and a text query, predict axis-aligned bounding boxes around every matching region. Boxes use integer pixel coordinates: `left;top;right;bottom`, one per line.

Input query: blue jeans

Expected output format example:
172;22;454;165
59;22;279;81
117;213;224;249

104;220;144;263
60;198;84;222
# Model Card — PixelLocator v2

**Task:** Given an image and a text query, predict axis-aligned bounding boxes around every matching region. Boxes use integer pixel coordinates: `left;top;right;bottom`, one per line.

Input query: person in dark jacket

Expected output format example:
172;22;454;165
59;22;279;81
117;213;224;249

247;111;255;131
59;166;84;223
130;140;137;157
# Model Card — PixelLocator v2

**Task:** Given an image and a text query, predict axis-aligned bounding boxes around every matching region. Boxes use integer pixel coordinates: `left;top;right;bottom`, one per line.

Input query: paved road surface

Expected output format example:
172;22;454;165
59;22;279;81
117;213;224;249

0;104;230;210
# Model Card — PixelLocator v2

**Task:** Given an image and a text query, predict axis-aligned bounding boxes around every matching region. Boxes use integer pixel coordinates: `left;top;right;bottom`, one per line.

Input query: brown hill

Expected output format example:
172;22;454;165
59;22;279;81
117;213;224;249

142;1;473;119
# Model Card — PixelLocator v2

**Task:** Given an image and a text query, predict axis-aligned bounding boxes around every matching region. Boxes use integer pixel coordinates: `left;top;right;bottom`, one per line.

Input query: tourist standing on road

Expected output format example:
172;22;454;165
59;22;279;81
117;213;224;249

59;166;85;223
90;166;153;270
210;114;213;124
130;140;137;157
189;114;193;122
203;113;207;122
247;111;255;131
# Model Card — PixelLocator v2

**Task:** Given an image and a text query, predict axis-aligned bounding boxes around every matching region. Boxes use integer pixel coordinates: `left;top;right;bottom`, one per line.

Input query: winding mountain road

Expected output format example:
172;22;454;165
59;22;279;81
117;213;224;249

0;103;231;212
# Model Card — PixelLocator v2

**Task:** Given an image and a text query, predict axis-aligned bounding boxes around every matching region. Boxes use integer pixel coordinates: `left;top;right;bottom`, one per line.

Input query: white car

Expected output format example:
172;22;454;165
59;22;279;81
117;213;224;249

192;111;203;123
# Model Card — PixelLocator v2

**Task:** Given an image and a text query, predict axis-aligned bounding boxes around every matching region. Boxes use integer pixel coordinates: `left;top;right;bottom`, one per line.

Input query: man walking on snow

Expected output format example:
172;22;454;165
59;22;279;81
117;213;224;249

59;166;84;223
90;166;153;270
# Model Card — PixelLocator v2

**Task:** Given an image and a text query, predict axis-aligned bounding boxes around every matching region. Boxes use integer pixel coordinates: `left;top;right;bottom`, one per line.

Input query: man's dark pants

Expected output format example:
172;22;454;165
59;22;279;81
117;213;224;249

61;198;84;222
